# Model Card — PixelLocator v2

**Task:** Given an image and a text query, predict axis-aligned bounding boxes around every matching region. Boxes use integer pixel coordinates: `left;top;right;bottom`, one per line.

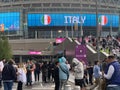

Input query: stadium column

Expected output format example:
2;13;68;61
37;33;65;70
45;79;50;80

21;9;28;39
19;9;23;38
19;9;23;63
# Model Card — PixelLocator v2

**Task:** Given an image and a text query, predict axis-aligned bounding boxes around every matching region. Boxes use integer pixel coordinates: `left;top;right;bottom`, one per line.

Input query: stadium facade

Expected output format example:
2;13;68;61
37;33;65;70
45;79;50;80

0;0;120;39
0;0;120;61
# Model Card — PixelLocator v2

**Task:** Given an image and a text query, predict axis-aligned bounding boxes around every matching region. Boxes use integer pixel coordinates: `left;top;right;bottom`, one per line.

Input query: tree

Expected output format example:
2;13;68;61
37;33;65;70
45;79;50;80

0;34;12;60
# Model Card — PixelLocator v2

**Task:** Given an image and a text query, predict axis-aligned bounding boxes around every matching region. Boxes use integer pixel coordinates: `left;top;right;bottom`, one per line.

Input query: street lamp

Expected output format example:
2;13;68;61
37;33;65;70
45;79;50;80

58;30;62;37
110;13;113;36
58;30;62;33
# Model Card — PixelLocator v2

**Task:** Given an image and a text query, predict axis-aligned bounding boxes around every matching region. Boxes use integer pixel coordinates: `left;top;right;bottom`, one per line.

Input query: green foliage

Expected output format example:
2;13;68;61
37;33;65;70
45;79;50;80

0;35;12;60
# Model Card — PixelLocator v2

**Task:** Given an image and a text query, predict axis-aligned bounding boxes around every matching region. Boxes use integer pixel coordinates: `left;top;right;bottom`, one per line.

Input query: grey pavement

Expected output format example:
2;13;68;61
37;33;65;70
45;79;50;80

0;72;98;90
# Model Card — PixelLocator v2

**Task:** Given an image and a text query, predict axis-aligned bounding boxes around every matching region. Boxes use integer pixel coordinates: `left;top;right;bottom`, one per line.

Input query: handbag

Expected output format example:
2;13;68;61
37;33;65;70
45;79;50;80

101;78;106;90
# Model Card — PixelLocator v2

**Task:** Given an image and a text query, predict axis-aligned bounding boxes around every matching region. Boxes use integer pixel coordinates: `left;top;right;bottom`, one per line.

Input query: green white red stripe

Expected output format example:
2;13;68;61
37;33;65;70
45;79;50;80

98;15;108;25
41;14;51;25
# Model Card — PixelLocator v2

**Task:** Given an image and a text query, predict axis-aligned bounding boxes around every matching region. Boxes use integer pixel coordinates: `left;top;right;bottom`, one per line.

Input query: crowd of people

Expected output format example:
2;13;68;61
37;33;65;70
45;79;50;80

0;56;70;90
72;55;120;90
0;54;120;90
85;35;120;60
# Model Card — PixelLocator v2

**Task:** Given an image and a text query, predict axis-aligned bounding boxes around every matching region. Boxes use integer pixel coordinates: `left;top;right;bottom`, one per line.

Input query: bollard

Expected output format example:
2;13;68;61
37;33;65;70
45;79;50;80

74;86;81;90
64;85;72;90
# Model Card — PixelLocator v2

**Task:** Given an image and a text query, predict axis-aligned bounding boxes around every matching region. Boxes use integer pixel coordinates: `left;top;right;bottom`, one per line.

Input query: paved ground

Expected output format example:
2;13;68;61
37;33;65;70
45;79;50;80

0;72;98;90
0;82;98;90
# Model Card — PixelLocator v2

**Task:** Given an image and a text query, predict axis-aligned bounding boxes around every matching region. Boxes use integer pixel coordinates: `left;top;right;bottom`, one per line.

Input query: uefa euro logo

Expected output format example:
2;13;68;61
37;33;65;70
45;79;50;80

41;14;51;25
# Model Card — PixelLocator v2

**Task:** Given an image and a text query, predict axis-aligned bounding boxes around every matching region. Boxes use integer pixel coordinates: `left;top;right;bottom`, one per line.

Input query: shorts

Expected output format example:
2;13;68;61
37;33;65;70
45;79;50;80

75;79;84;88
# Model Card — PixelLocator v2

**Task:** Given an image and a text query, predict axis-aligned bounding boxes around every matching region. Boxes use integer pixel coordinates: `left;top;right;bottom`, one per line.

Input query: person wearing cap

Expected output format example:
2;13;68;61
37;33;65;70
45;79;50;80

103;55;120;90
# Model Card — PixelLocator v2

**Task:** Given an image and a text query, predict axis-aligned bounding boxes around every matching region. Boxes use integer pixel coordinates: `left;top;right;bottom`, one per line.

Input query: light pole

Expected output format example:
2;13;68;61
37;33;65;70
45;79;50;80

80;21;83;43
96;0;100;60
118;10;120;36
80;2;83;43
58;30;62;37
71;19;74;38
65;23;68;37
110;13;113;36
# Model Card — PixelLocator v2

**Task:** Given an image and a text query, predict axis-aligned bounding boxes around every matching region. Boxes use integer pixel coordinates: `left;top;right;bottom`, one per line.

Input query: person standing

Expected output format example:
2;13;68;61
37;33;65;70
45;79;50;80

2;60;17;90
59;56;69;90
54;61;60;90
34;61;41;83
41;61;48;83
17;63;26;90
103;55;120;90
48;61;54;82
26;60;33;86
90;61;102;90
72;58;85;90
87;62;93;85
0;59;5;88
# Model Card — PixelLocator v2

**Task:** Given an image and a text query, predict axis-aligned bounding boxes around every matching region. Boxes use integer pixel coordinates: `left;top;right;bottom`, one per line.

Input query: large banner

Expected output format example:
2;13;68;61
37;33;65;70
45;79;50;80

28;13;119;27
0;12;20;31
75;45;87;64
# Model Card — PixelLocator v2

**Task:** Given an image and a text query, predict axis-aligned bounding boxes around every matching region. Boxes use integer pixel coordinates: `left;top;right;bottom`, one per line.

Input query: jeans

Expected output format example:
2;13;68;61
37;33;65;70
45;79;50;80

3;82;13;90
59;79;67;90
107;86;120;90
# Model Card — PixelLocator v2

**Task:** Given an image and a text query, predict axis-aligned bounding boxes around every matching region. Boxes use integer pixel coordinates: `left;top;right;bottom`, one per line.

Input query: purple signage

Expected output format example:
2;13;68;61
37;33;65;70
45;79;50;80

75;45;87;64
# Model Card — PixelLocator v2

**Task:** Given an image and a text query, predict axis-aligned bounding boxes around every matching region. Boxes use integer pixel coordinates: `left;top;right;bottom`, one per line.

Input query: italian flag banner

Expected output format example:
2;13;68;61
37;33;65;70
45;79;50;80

41;14;51;25
98;15;108;26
